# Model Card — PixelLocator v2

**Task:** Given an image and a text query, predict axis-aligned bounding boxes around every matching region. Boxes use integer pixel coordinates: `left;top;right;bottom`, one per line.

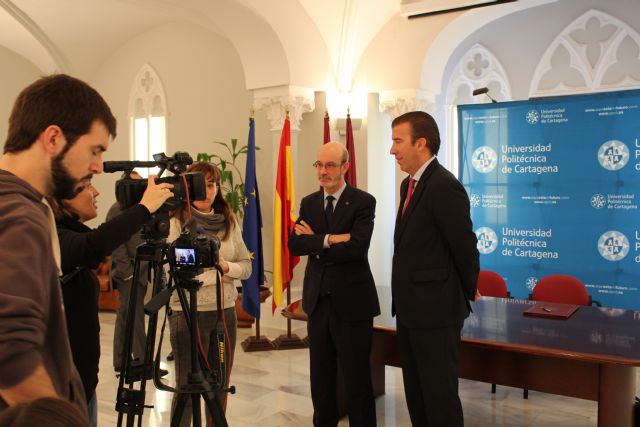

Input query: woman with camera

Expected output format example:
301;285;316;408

48;176;173;426
167;161;251;427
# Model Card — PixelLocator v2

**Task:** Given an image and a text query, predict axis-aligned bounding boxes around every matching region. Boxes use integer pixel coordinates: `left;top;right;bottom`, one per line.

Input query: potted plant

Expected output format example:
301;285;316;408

197;138;259;219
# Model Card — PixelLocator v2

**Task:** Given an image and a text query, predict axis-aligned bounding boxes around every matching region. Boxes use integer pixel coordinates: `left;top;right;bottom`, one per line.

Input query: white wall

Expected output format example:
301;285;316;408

0;46;42;152
89;21;252;226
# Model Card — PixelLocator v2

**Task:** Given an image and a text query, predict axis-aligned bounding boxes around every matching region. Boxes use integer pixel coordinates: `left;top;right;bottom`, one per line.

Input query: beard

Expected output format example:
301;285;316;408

51;152;84;200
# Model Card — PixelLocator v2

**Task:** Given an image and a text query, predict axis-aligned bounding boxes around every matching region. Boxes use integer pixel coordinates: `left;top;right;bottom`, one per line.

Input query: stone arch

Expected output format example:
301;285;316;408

530;9;640;96
0;0;68;73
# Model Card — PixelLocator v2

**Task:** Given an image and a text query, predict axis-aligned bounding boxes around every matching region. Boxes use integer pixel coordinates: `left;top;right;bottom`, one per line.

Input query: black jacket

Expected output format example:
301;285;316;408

57;204;150;401
392;158;480;329
289;184;380;321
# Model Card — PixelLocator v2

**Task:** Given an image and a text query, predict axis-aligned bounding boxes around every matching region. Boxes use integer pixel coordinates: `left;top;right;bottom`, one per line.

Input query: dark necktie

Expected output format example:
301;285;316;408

325;195;335;225
402;178;416;217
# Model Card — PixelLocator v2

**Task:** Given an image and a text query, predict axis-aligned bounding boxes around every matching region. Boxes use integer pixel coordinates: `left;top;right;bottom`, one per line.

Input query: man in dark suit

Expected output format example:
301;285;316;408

390;111;479;426
289;141;380;427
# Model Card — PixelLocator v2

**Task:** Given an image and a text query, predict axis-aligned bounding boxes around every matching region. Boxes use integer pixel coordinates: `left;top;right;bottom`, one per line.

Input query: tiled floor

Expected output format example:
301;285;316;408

96;308;634;426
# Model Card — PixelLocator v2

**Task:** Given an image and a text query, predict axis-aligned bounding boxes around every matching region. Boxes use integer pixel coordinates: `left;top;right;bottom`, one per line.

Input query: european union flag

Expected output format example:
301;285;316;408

241;117;264;318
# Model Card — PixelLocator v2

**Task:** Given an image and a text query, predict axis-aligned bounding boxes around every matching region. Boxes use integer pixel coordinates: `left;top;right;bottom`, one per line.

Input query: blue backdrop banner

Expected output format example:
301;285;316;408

458;89;640;309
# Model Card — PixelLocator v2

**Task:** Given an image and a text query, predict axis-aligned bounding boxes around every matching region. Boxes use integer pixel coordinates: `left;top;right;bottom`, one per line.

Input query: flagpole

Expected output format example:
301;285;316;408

240;109;276;352
241;285;275;352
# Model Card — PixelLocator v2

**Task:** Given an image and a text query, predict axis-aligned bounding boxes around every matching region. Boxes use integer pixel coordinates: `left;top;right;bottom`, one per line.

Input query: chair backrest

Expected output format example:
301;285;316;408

477;270;509;298
531;274;590;306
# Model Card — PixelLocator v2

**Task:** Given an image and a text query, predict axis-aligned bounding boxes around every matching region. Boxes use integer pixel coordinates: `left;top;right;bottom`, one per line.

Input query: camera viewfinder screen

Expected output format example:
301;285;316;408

175;248;196;266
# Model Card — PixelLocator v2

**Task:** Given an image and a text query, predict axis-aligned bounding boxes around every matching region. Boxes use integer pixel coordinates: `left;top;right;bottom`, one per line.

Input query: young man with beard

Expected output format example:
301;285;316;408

289;142;380;426
0;74;116;418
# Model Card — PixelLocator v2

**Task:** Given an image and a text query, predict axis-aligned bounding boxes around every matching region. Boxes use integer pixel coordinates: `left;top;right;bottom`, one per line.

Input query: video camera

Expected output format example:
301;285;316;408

103;152;206;210
169;228;221;272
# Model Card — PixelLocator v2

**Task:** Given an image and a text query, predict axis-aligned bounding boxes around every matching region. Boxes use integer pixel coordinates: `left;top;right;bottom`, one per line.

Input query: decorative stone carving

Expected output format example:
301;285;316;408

252;86;315;131
530;10;640;96
446;44;511;105
128;64;167;117
378;88;435;119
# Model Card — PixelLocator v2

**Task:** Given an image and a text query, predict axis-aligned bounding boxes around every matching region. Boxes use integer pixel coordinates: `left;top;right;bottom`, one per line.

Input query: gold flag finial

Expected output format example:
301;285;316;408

285;107;290;119
250;107;255;119
324;109;329;118
347;106;351;116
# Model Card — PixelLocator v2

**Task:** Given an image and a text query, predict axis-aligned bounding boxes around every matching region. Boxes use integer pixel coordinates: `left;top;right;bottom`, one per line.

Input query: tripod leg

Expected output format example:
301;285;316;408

192;393;202;427
170;392;190;427
202;391;228;427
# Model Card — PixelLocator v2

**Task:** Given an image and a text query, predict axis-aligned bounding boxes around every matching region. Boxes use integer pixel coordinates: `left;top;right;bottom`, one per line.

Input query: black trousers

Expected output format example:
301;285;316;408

397;321;464;427
307;295;376;427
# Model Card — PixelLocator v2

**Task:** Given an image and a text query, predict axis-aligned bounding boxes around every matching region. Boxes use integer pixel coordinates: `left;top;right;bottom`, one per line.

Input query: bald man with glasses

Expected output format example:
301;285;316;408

289;141;380;427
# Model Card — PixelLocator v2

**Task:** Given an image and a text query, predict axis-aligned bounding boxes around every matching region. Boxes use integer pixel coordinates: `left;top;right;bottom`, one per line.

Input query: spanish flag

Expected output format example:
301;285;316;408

272;115;299;312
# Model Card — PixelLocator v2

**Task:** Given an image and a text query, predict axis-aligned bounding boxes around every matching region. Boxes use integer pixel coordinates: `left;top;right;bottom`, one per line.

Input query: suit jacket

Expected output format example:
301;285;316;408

392;158;479;329
289;184;380;321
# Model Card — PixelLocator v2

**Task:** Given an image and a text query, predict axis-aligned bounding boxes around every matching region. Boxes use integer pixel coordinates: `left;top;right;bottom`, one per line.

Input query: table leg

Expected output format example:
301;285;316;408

597;364;635;427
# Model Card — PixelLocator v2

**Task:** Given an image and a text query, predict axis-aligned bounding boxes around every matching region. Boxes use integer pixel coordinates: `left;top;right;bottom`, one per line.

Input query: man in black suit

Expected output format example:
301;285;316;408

390;111;479;426
289;141;380;427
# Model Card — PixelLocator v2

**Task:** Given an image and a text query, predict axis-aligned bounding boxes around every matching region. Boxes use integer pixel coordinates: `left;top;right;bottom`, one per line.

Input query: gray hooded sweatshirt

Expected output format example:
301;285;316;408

0;169;86;415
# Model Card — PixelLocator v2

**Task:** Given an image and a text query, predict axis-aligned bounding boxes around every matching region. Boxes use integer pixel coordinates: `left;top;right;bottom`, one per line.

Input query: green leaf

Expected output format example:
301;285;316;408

220;159;227;170
196;153;211;162
213;141;233;157
231;138;238;152
221;170;233;184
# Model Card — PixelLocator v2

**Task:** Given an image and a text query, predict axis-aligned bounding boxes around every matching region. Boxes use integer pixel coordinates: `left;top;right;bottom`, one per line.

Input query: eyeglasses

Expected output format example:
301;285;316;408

312;161;345;171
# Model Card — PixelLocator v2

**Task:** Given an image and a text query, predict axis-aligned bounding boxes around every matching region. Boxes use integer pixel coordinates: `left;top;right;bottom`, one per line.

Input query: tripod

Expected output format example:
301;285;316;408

115;233;168;427
114;216;232;427
170;269;230;427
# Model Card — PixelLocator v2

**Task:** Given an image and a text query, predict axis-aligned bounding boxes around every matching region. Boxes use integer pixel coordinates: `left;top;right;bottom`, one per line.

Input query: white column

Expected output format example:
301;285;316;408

252;86;315;315
367;93;394;288
368;88;437;289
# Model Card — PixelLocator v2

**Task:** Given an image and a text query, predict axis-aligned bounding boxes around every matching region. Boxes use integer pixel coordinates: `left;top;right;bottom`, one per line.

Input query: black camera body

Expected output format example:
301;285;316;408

115;172;205;210
104;152;207;211
170;229;221;272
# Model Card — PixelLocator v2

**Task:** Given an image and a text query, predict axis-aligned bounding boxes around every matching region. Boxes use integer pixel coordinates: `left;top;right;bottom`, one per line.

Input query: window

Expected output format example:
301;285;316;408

129;64;167;177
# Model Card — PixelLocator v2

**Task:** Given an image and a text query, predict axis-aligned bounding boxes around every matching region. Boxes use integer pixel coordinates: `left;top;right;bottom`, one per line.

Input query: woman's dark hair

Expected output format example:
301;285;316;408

0;397;89;427
46;194;79;222
4;74;116;154
176;162;235;241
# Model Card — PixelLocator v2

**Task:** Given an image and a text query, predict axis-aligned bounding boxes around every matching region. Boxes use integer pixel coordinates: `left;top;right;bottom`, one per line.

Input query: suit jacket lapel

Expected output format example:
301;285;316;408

394;158;439;245
310;191;327;234
394;178;409;244
328;184;353;231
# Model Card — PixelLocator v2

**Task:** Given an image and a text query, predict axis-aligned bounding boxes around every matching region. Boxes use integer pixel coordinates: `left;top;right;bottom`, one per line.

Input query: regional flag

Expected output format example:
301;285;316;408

323;110;331;144
241;116;264;318
345;112;357;187
272;115;299;312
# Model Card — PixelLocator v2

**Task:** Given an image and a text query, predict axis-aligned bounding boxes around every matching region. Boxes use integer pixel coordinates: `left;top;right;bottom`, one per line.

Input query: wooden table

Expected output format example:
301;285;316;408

371;287;640;427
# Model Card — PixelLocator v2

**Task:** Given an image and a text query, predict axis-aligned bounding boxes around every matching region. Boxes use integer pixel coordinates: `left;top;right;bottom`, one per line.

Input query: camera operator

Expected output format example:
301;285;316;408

168;162;251;427
47;176;173;426
0;74;115;418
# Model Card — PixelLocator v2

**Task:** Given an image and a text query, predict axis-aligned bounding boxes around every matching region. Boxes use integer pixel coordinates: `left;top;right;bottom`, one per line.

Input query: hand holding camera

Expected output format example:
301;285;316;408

138;176;174;214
